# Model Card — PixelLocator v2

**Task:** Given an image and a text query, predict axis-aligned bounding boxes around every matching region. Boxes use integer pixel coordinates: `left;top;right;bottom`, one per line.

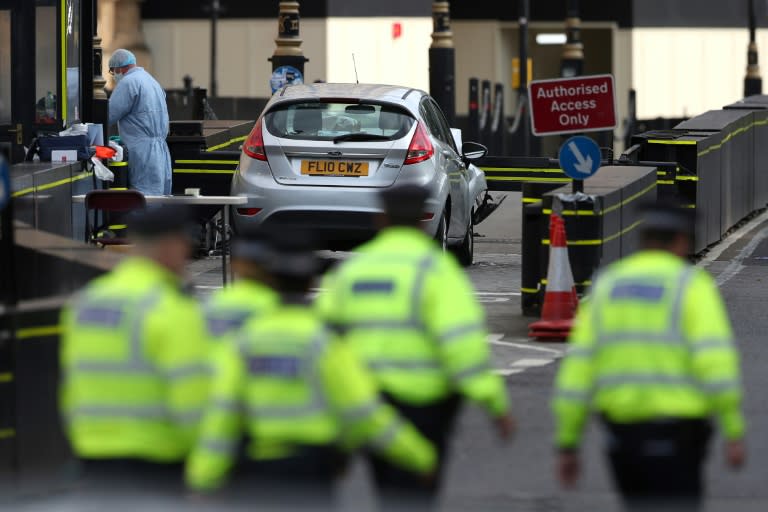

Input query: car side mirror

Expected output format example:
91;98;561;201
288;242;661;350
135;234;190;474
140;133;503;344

462;141;488;161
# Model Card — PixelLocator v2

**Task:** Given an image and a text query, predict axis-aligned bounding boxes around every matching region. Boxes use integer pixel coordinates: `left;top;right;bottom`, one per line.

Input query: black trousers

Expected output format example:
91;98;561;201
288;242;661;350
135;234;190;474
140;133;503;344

602;418;712;512
368;393;463;512
76;458;185;500
216;445;347;511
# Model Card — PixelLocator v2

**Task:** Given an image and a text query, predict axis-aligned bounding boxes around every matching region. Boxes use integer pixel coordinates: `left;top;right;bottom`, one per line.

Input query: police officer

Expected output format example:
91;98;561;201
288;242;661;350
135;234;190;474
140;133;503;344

60;206;212;498
185;226;437;510
317;183;514;510
552;200;746;511
202;225;279;341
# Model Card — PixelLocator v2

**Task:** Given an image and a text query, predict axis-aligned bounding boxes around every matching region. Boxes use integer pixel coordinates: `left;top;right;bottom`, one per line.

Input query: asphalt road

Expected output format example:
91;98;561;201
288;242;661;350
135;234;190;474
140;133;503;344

9;195;768;511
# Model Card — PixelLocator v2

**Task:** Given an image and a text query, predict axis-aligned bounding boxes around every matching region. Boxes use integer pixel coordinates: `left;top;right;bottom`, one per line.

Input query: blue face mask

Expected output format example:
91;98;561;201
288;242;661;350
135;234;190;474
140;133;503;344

113;72;124;84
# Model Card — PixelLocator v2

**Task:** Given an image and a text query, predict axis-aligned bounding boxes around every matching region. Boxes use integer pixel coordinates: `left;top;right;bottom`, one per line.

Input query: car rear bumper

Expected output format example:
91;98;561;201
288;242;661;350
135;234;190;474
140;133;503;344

231;170;446;249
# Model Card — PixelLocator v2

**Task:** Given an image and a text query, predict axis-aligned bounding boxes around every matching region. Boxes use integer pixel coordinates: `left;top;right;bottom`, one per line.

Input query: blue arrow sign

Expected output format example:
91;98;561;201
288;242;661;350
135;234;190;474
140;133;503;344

0;156;9;212
558;135;602;180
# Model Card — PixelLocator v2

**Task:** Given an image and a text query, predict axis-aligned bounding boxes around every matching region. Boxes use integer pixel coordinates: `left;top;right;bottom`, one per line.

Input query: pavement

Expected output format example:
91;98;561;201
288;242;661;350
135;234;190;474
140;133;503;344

8;193;768;511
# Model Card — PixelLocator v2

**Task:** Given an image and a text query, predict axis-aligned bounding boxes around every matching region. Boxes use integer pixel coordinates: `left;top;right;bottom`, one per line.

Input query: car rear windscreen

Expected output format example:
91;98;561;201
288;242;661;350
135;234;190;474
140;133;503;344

264;102;415;141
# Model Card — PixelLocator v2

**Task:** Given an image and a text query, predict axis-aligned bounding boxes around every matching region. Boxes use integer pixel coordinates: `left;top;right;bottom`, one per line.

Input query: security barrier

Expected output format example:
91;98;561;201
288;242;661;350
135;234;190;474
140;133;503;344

0;223;119;481
630;102;768;253
521;166;657;316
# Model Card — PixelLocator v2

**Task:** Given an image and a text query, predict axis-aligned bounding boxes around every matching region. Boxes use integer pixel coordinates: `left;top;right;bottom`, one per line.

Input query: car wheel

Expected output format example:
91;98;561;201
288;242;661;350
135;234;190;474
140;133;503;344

454;210;474;267
435;209;448;252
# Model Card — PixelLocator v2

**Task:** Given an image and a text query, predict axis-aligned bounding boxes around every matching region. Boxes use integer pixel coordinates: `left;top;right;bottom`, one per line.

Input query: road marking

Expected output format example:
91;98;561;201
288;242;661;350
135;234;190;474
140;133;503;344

489;334;565;376
497;358;555;376
699;209;768;266
490;337;564;356
714;225;768;286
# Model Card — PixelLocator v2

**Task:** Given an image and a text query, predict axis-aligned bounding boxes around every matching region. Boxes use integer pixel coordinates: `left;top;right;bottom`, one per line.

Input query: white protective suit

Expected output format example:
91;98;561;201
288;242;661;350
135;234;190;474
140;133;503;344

108;67;172;195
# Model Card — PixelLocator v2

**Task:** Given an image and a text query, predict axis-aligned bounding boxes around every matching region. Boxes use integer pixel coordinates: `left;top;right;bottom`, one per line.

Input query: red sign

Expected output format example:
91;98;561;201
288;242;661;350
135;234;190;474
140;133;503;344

528;74;617;136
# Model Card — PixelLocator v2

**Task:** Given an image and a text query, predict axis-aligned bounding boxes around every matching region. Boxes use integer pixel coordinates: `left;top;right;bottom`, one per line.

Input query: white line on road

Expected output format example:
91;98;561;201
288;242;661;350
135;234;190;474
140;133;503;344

714;225;768;286
699;209;768;266
497;358;555;376
490;337;565;356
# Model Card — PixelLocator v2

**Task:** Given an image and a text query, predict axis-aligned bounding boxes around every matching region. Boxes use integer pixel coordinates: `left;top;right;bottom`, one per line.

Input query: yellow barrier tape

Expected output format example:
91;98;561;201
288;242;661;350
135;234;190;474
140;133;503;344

108;224;127;230
676;175;699;181
16;326;61;340
657;180;675;185
521;288;539;294
0;429;15;439
206;136;247;153
603;220;644;243
541;279;592;286
543;208;596;216
647;139;697;145
0;373;13;383
108;162;128;167
175;160;240;165
173;169;236;175
602;181;657;216
109;187;128;191
12;171;93;198
522;197;541;204
682;204;697;209
542;238;601;246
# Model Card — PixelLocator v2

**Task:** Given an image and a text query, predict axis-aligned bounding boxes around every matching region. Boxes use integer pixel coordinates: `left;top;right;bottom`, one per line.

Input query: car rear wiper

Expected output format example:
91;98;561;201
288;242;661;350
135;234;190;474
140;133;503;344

332;133;391;144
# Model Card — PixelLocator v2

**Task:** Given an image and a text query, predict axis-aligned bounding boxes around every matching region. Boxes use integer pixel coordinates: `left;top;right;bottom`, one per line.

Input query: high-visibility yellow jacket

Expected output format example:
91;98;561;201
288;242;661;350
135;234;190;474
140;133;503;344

316;227;509;417
553;250;746;449
203;279;279;340
60;257;212;462
185;304;437;491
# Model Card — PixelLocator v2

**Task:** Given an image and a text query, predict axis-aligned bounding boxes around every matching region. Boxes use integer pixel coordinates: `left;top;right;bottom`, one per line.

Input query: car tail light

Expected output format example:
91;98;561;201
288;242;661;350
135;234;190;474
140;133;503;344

421;212;435;221
404;122;434;165
237;208;263;216
243;118;267;161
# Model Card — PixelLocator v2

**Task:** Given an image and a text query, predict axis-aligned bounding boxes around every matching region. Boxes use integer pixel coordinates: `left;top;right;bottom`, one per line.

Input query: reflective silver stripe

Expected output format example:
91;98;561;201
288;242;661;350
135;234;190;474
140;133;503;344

71;404;168;419
367;418;405;452
205;308;253;336
690;339;734;354
172;409;203;425
201;438;238;455
70;291;162;374
368;360;441;371
597;333;685;347
438;322;485;345
555;389;591;402
410;255;435;329
451;362;491;382
700;379;740;394
566;346;595;358
241;331;330;420
669;266;697;336
346;320;420;331
210;398;241;413
341;400;382;423
596;374;695;389
165;363;212;381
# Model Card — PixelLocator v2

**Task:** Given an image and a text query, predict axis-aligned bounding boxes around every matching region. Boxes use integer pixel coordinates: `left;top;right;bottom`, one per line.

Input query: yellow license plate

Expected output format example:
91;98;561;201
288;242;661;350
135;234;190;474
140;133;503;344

301;160;369;176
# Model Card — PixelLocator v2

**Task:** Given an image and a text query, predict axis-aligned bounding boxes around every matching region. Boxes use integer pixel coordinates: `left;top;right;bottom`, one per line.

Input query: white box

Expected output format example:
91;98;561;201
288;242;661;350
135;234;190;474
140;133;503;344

51;150;78;162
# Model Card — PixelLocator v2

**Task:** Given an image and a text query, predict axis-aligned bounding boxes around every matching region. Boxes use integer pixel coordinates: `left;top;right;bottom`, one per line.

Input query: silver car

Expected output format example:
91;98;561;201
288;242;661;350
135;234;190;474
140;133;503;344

231;83;494;265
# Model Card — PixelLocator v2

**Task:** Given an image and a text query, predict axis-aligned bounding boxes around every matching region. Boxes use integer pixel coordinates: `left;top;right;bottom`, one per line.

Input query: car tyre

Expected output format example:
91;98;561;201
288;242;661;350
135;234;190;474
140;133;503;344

435;209;448;252
454;210;474;267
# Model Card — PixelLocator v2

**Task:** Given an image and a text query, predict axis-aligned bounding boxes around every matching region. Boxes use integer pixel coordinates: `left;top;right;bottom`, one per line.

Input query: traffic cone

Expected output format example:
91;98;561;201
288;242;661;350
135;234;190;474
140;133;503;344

528;213;578;341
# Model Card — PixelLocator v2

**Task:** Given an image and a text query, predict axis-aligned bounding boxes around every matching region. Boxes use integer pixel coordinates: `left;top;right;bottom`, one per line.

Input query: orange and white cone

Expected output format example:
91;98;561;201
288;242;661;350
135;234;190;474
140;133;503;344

528;213;578;341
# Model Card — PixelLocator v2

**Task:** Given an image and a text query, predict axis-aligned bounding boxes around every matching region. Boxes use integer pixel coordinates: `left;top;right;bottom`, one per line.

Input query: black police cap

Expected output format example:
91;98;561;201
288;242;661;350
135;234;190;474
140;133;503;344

254;222;322;278
636;199;696;234
378;183;430;222
127;205;197;240
231;224;274;264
